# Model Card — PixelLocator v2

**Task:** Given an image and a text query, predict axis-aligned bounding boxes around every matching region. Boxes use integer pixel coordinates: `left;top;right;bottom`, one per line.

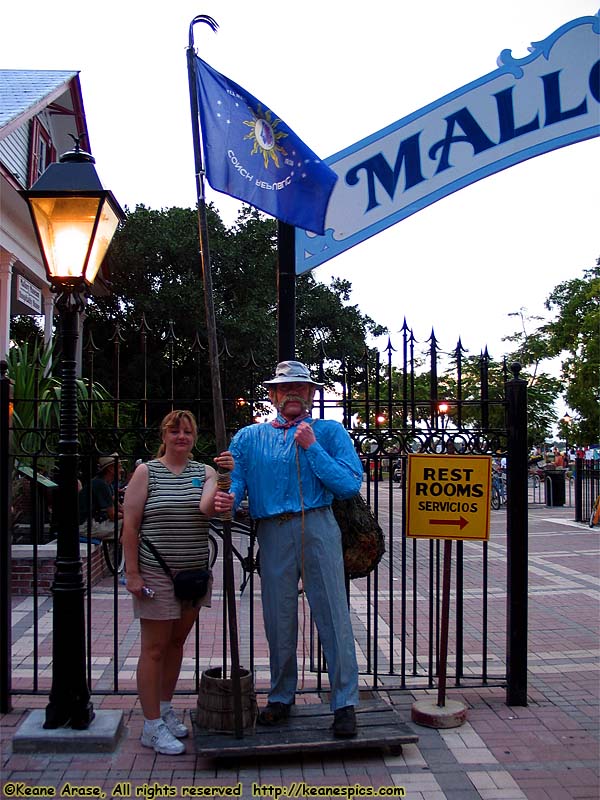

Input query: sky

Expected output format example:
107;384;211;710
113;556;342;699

3;0;599;369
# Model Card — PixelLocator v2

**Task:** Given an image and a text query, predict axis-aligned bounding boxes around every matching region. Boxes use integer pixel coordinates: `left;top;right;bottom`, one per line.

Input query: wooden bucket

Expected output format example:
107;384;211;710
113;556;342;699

197;667;257;732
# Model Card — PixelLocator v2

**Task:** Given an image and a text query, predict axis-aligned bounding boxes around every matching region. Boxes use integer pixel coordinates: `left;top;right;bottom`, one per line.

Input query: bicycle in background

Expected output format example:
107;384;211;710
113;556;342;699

491;467;507;510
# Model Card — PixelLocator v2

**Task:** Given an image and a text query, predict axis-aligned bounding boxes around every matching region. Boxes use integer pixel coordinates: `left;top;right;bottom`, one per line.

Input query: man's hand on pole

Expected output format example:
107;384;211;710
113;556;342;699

214;450;234;519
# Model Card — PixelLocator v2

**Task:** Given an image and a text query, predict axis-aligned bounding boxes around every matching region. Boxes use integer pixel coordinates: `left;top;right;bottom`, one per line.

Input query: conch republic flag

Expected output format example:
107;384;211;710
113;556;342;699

194;55;337;236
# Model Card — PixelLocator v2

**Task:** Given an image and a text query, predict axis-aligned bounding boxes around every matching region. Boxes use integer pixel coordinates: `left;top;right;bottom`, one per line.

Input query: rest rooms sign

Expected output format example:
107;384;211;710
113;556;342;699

295;12;600;273
407;454;492;541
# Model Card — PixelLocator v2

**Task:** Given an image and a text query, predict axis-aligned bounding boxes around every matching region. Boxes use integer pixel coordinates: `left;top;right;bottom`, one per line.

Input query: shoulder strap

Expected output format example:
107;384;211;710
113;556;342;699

140;536;173;581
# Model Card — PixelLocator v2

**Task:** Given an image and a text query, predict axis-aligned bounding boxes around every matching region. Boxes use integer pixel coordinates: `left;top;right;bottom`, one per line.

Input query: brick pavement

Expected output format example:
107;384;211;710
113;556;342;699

1;504;598;799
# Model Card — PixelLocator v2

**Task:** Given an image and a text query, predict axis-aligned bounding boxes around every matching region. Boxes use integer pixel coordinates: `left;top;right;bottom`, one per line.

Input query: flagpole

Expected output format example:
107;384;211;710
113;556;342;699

187;15;244;739
277;222;296;361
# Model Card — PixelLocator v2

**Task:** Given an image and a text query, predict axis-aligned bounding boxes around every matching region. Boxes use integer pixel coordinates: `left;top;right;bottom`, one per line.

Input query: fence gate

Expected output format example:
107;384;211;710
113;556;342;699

0;320;529;712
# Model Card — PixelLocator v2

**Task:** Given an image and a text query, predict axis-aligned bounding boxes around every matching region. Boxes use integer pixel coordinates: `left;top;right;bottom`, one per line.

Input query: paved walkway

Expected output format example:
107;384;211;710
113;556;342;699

1;504;598;799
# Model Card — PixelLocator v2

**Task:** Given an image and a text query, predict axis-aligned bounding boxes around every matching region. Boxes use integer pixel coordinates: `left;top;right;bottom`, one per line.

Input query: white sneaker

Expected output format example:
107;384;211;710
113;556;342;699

162;707;189;738
141;722;185;755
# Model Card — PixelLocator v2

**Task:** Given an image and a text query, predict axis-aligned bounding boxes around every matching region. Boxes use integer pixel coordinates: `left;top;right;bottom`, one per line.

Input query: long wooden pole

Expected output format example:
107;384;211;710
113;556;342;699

187;16;243;738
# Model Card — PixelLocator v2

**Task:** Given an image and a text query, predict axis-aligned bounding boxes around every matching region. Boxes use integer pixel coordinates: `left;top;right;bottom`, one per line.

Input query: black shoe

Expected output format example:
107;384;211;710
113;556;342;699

257;702;292;726
332;706;357;738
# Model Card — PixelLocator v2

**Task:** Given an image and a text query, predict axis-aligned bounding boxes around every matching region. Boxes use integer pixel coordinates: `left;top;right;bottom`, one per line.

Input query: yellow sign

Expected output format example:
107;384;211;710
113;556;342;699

406;454;492;541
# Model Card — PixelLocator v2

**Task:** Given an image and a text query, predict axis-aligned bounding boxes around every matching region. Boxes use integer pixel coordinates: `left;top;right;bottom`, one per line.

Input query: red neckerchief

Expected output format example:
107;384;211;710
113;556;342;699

270;413;311;430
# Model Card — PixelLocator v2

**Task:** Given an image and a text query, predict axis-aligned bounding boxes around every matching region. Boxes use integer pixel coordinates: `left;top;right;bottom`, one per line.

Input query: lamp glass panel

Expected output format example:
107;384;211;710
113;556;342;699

29;196;101;280
84;200;120;284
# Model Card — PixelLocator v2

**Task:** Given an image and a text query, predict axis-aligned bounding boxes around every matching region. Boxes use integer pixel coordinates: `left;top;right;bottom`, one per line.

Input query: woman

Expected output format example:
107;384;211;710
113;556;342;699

122;410;234;755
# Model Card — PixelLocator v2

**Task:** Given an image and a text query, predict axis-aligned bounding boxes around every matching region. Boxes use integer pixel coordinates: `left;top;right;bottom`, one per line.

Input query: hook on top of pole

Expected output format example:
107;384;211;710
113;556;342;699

189;15;219;48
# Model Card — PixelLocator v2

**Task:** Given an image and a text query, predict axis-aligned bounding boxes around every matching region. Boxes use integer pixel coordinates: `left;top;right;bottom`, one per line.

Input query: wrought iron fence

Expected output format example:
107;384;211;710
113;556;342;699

575;457;600;522
1;319;533;709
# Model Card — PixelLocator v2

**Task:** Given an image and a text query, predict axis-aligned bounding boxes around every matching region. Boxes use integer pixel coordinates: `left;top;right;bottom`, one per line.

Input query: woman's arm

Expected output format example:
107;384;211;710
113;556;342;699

200;452;235;517
122;463;149;596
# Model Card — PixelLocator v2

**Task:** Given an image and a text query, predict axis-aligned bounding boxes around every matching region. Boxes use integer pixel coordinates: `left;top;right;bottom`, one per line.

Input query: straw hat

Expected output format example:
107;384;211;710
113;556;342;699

97;453;119;473
263;361;323;387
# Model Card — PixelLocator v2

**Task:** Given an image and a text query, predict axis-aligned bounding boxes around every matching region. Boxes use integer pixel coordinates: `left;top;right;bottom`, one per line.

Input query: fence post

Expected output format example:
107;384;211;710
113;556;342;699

505;362;528;706
574;457;583;522
0;360;13;712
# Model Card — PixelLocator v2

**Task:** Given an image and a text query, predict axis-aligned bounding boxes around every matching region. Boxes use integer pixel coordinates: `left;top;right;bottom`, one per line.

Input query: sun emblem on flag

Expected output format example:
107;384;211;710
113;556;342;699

243;105;288;169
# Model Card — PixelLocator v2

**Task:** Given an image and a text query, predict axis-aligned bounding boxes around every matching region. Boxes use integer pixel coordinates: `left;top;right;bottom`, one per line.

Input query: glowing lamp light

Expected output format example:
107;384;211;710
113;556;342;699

438;402;450;415
22;141;124;287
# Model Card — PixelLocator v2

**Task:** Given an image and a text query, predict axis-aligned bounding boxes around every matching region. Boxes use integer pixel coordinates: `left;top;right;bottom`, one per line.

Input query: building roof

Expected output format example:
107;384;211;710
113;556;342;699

0;69;79;132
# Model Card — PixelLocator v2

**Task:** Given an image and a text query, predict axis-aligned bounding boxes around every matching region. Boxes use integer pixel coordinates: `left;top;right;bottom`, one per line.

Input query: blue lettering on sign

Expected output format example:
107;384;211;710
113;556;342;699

348;62;596;211
345;133;425;211
295;13;600;274
493;87;540;143
428;107;495;173
542;70;588;124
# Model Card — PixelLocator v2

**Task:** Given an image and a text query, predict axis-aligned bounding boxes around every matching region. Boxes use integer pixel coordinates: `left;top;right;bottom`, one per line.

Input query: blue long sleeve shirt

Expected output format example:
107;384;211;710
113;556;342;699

229;416;363;520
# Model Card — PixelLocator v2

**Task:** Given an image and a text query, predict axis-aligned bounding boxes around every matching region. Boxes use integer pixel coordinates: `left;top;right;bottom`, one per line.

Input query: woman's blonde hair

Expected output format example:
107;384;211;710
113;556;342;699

156;410;198;457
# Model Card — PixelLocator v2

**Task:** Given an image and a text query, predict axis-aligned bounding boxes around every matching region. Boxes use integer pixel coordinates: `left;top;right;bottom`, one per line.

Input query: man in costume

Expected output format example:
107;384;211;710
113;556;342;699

229;361;363;737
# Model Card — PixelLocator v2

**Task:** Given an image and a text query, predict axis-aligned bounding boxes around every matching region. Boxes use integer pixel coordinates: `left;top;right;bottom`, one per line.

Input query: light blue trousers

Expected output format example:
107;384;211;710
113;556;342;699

257;507;359;711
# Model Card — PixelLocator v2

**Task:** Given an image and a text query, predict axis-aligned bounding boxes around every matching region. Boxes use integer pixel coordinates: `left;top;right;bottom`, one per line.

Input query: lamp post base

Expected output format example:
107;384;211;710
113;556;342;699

44;699;95;730
14;709;123;753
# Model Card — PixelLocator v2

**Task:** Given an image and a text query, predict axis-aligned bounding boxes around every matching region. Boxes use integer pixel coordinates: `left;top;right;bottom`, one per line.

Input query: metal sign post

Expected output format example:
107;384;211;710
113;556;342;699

406;454;492;727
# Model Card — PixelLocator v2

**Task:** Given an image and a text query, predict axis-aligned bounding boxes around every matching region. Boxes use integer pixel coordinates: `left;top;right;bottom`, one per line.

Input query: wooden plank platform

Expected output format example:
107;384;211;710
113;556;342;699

192;700;418;758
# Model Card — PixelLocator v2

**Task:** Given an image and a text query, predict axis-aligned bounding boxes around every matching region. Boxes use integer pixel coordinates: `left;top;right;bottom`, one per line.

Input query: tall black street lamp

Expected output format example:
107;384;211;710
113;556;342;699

22;139;124;729
437;401;451;452
438;401;450;427
561;412;573;456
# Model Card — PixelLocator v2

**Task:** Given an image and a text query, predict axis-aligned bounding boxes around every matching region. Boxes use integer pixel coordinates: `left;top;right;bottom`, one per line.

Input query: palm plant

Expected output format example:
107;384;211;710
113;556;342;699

6;339;108;468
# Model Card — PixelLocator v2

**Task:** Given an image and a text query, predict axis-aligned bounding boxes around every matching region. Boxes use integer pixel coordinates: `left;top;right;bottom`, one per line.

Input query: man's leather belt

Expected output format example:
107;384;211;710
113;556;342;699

271;505;330;523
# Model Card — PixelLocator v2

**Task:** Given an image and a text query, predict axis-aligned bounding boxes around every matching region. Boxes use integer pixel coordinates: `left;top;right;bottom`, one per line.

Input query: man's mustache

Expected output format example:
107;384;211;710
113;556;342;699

281;394;305;404
278;394;311;410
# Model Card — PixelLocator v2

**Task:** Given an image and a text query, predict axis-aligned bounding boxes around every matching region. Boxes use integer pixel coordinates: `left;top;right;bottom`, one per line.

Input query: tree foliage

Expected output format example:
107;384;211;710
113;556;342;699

10;202;594;448
542;259;600;445
501;260;599;446
83;203;386;404
5;340;108;470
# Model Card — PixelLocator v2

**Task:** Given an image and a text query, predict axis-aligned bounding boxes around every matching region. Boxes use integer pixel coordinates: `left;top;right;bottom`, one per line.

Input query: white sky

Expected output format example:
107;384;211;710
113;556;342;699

3;0;598;365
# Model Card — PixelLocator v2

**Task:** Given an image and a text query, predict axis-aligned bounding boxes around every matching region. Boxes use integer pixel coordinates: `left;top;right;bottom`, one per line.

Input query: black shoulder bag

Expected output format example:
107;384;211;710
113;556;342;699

141;536;210;603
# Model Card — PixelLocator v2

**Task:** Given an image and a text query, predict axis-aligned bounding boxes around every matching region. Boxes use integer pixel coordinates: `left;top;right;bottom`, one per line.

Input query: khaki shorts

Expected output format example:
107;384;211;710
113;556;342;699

132;565;213;620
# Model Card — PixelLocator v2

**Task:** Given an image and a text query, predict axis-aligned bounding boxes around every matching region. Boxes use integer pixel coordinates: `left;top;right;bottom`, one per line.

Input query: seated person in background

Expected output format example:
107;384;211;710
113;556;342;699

79;453;124;539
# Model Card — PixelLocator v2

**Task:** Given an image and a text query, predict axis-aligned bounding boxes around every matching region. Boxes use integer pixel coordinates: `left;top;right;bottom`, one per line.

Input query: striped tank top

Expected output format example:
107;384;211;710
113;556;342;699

138;459;210;571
